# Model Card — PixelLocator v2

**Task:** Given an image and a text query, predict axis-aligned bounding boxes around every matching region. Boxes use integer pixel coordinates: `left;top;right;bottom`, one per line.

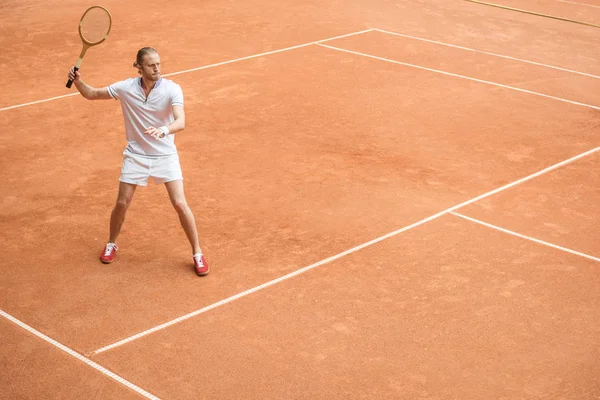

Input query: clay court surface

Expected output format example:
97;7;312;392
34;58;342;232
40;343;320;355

1;0;600;399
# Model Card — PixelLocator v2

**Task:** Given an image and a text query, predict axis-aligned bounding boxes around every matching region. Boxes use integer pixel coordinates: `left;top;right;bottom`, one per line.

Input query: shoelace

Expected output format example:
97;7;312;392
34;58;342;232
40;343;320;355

104;243;116;256
194;254;204;266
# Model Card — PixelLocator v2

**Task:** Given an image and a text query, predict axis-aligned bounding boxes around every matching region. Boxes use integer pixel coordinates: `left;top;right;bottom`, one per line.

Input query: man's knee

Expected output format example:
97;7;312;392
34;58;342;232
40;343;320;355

115;196;133;211
172;199;189;215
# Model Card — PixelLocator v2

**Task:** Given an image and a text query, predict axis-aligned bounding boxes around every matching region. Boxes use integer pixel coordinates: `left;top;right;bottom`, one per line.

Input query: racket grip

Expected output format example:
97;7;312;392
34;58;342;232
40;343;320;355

66;66;79;88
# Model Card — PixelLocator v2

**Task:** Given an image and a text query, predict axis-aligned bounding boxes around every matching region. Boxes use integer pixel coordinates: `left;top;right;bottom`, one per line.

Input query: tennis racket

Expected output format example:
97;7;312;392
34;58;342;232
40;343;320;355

65;6;112;88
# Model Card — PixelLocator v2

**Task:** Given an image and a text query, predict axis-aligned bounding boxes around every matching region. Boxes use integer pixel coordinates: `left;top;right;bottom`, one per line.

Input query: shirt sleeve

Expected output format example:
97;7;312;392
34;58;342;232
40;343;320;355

106;79;130;100
171;83;184;106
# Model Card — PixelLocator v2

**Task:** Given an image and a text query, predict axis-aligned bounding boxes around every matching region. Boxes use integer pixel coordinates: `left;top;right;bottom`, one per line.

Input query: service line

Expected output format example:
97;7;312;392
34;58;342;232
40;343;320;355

0;28;375;112
317;43;600;111
374;28;600;80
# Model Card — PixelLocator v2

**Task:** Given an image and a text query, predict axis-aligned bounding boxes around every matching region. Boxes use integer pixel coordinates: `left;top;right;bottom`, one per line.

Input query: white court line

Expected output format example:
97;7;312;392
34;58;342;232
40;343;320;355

164;28;375;77
317;43;600;111
0;28;374;113
374;28;600;80
0;309;160;400
450;211;600;262
92;146;600;355
556;0;600;9
0;93;81;112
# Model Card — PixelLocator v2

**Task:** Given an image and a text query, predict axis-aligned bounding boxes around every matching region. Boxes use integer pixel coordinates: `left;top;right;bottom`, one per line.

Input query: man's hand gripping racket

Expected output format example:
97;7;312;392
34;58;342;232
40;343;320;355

66;6;112;88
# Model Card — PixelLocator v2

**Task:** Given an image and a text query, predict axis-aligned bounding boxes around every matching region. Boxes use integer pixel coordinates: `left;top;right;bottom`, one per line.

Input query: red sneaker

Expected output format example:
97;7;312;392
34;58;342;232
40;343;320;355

100;243;118;264
193;253;209;276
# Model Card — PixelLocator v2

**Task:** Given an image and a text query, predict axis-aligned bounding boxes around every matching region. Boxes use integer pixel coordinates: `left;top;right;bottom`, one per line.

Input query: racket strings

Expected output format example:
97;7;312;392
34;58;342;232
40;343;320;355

80;7;111;44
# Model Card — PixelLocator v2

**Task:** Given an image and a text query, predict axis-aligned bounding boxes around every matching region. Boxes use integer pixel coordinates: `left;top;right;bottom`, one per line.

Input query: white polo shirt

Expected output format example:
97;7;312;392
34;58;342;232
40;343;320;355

107;77;183;156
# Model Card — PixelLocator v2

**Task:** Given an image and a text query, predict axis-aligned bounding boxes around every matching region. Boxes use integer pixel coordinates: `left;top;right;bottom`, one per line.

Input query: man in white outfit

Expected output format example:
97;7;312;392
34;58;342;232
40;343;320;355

68;47;209;276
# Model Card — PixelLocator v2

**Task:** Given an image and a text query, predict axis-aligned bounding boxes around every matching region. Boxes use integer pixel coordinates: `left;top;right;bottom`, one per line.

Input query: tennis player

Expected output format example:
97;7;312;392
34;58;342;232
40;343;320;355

67;47;209;276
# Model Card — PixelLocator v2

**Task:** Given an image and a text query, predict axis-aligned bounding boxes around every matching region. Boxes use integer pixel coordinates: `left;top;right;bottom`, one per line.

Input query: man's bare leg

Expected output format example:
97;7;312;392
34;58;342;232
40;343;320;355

164;179;201;254
109;181;137;243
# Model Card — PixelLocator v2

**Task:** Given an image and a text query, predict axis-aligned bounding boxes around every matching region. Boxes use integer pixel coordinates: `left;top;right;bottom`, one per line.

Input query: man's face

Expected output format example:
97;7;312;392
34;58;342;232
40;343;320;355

139;52;161;81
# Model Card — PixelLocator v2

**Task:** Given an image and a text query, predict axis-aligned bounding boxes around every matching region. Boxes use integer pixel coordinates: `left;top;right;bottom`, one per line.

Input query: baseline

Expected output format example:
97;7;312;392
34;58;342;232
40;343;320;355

316;43;600;111
91;146;599;355
0;309;160;400
450;212;600;262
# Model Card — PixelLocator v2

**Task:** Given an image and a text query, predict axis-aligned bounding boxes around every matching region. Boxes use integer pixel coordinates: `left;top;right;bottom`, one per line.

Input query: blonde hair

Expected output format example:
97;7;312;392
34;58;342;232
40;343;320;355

133;47;158;74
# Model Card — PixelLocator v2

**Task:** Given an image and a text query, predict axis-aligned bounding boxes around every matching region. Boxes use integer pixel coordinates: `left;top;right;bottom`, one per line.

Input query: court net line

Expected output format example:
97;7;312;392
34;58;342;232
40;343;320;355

374;28;600;80
0;309;160;400
317;43;600;111
463;0;600;28
92;146;599;355
450;212;600;262
0;28;374;112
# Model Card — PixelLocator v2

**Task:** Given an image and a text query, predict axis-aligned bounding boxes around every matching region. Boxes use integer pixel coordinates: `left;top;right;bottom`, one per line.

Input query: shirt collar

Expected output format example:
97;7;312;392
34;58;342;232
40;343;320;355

138;77;163;88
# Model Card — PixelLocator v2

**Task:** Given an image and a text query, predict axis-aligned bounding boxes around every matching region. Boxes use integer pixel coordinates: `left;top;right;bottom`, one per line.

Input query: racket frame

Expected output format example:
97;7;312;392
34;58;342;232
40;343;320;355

66;6;112;88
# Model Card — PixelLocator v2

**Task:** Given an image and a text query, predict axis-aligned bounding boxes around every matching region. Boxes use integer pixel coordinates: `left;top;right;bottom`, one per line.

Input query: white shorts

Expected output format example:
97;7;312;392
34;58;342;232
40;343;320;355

120;149;183;186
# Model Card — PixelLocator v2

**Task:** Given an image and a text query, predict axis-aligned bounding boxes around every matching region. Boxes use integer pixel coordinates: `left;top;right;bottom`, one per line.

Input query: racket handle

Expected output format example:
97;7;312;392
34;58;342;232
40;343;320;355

66;66;79;89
